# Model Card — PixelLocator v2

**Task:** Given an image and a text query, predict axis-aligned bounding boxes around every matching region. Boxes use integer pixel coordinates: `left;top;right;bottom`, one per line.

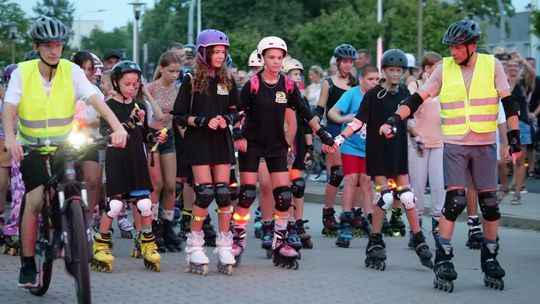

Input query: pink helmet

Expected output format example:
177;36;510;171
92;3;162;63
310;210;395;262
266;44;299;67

196;29;229;65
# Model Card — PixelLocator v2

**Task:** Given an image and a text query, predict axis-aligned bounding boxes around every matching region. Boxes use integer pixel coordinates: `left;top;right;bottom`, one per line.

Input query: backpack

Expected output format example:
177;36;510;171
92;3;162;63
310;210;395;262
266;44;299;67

249;74;295;96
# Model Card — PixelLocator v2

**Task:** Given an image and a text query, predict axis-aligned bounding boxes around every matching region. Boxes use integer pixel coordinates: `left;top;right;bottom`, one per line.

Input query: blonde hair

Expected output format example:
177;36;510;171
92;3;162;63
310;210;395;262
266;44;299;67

153;51;182;81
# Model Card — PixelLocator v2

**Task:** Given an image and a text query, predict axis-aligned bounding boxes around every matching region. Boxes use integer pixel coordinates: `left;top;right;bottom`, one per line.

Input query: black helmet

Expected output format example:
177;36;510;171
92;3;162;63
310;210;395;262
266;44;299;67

334;44;357;60
381;49;408;68
442;20;481;45
184;43;196;57
111;60;142;89
30;16;68;43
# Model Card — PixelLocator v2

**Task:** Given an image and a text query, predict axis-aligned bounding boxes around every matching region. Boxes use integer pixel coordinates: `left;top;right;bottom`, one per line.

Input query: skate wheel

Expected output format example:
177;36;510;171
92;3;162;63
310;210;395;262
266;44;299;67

380;261;386;271
498;280;504;290
8;248;17;256
447;281;454;293
484;278;489;287
433;279;438;289
297;251;302;260
225;265;234;276
292;260;299;270
199;264;209;275
273;259;279;266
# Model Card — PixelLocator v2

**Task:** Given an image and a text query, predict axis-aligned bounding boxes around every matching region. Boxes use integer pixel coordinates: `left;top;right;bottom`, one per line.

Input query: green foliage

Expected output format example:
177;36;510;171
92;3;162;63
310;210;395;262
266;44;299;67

0;0;31;65
32;0;75;29
81;25;132;60
532;10;540;39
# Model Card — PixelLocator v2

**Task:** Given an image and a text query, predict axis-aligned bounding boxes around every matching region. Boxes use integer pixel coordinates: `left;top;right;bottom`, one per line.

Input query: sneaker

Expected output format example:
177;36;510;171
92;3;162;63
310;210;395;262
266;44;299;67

510;195;521;205
527;171;538;180
18;262;37;288
520;185;528;194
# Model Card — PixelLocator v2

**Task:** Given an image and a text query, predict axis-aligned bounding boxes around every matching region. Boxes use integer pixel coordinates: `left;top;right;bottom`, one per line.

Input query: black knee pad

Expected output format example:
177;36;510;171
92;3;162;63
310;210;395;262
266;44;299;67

193;183;215;209
214;183;231;208
328;165;344;187
441;189;466;222
237;184;257;209
273;186;293;212
478;191;500;221
291;177;306;198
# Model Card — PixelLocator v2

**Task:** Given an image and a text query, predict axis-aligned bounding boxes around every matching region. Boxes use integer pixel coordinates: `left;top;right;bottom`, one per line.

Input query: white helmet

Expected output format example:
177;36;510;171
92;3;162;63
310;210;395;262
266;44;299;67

257;36;287;58
248;50;262;67
405;53;417;68
282;58;303;74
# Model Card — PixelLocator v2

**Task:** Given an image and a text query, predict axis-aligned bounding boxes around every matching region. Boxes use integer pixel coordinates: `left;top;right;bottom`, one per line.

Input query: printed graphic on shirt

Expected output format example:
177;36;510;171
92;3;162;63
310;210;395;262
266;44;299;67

217;84;229;95
359;124;367;139
275;91;287;104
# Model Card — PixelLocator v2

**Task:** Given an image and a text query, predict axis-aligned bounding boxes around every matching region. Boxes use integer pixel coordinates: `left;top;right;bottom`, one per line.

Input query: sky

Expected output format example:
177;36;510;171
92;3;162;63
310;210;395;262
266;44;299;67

14;0;533;32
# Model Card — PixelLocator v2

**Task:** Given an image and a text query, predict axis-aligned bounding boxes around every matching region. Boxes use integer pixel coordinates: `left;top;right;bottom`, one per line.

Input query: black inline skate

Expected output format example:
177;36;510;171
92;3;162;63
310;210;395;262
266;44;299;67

433;243;457;293
432;217;440;247
481;242;505;290
336;212;353;248
162;219;182;252
287;220;303;253
365;233;386;270
202;216;217;247
321;207;339;237
253;207;263;239
261;220;274;258
177;209;192;241
152;219;167;253
382;213;394;237
351;208;371;237
410;231;433;268
295;219;313;249
272;229;299;270
389;207;406;237
466;216;483;249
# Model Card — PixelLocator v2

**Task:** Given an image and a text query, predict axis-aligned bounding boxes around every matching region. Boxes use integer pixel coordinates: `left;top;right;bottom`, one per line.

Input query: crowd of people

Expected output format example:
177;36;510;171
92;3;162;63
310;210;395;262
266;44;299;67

0;15;538;294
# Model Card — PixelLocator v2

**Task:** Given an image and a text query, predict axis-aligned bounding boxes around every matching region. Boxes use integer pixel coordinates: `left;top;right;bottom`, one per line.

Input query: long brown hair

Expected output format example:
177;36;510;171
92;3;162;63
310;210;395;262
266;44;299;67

153;51;182;81
193;45;232;93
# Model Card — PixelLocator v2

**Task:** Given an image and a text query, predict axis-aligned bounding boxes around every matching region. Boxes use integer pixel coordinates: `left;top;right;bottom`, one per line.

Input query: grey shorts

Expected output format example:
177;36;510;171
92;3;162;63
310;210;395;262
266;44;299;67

443;143;497;190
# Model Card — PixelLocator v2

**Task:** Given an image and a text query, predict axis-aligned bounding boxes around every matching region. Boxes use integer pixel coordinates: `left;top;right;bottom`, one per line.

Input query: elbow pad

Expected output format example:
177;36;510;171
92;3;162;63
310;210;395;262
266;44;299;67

501;95;520;119
313;105;325;120
402;92;424;115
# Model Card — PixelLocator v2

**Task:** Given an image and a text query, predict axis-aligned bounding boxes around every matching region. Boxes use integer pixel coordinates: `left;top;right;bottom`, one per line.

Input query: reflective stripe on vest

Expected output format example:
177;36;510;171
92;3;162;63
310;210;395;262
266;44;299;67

17;59;75;146
439;54;499;136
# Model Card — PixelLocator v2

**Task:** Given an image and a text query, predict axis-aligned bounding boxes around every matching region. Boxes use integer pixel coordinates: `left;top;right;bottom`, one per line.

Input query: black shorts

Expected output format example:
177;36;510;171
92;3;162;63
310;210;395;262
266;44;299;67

20;152;54;193
239;153;288;174
81;145;100;163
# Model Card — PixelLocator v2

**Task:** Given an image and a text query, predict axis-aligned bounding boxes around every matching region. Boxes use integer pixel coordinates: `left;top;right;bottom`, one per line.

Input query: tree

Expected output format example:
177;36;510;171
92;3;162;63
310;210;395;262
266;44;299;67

0;0;31;65
81;25;132;61
33;0;75;29
531;10;540;39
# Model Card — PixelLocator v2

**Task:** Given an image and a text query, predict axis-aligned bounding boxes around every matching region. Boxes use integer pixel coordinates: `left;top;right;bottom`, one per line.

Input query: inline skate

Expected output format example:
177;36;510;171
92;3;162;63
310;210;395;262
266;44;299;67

389;207;406;237
410;231;433;268
117;214;134;239
481;242;505;290
351;208;370;237
261;220;274;258
321;207;339;237
253;207;263;239
272;230;299;270
287;220;303;253
295;219;313;249
433;243;457;293
162;219;182;252
214;231;235;275
177;209;192;241
152;219;167;253
336;212;353;248
231;225;246;266
131;231;142;258
91;232;114;272
185;230;209;275
140;232;161;271
466;216;483;249
365;233;386;270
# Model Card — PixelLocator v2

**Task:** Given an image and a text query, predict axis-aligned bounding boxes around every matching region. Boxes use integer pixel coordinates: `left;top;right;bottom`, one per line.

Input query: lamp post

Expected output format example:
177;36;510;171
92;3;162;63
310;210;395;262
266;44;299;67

128;0;146;65
8;22;18;63
77;9;106;49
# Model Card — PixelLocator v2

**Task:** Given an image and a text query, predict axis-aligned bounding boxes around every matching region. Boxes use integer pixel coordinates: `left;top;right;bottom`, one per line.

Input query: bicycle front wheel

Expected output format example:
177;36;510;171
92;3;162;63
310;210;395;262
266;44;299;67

29;196;54;297
65;200;91;304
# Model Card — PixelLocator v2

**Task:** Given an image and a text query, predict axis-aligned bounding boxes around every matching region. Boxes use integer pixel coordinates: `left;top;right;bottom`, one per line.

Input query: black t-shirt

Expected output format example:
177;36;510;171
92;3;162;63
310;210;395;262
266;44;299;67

355;84;409;177
513;83;528;123
239;73;313;158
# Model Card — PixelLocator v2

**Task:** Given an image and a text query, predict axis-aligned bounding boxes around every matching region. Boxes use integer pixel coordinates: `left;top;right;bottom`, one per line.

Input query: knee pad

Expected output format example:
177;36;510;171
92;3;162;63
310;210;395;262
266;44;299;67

237;184;257;209
328;166;344;187
273;186;293;212
106;199;123;219
214;183;231;208
377;189;394;211
478;191;500;221
136;198;152;217
193;183;215;209
397;188;415;210
291;177;306;198
442;189;466;222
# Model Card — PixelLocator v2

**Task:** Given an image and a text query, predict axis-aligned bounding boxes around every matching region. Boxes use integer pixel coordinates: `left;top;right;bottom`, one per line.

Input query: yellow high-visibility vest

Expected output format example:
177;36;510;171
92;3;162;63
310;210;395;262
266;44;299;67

17;59;75;147
439;54;499;135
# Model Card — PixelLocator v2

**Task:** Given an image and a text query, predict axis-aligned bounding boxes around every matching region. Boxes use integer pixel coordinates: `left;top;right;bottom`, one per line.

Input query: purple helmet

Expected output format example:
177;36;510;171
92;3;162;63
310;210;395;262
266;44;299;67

3;64;17;83
196;29;229;64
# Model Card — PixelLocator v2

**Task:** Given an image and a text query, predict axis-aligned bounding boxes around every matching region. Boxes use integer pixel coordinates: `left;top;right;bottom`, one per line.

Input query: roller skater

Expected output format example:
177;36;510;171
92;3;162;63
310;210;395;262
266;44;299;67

173;29;238;274
272;229;299;270
214;231;235;275
364;233;386;270
91;231;114;272
185;230;209;275
321;207;339;237
140;231;161;271
295;219;313;249
466;216;483;249
382;19;520;291
481;242;505;290
336;211;353;248
203;216;217;247
334;48;432;270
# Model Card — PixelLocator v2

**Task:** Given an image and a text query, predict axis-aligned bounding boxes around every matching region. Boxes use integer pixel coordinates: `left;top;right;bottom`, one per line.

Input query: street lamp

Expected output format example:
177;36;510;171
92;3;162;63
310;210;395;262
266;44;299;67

8;22;18;63
77;9;106;49
128;0;146;65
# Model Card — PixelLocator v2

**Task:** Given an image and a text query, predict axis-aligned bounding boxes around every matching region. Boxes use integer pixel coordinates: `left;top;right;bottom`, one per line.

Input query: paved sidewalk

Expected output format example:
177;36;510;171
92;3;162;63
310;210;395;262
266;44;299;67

304;180;540;231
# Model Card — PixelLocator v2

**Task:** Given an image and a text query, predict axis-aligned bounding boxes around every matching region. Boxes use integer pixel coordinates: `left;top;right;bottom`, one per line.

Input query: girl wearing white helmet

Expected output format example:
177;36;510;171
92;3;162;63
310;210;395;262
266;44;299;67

248;50;263;74
231;36;336;269
173;29;238;276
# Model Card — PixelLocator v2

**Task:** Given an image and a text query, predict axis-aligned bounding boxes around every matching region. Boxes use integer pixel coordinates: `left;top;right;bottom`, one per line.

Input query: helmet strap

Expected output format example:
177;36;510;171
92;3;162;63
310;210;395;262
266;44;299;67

457;44;475;66
38;52;59;82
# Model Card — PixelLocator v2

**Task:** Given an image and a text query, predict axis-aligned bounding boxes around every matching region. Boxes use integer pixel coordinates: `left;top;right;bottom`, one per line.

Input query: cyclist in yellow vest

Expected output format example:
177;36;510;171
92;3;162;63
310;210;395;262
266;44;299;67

378;20;520;291
2;16;127;288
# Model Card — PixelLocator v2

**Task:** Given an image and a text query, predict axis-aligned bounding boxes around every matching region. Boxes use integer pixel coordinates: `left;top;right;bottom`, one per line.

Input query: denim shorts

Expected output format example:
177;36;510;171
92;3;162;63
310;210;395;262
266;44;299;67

148;129;176;154
519;120;532;145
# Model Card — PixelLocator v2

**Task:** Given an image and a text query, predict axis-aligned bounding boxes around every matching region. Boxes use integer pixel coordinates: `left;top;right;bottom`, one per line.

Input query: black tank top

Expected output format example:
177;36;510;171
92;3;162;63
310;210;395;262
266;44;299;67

325;77;347;124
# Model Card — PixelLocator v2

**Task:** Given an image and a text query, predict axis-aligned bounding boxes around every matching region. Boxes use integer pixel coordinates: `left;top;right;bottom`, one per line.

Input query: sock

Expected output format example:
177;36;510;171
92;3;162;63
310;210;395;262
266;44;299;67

274;217;288;231
484;238;497;245
439;237;451;246
162;209;174;222
152;203;159;220
142;225;152;234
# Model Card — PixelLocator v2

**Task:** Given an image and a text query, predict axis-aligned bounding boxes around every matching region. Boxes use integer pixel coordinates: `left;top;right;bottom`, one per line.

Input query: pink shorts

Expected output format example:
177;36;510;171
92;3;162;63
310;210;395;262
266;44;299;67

341;153;366;175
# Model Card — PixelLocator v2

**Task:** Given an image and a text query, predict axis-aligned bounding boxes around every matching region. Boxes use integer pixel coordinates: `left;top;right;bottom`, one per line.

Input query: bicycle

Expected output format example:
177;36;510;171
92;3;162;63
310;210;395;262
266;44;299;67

19;133;109;304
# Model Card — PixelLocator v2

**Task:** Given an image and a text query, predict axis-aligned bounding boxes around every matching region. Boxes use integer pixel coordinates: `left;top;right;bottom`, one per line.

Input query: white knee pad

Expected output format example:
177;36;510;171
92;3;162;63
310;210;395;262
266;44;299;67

136;198;153;217
381;191;394;210
106;199;123;219
399;191;416;210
